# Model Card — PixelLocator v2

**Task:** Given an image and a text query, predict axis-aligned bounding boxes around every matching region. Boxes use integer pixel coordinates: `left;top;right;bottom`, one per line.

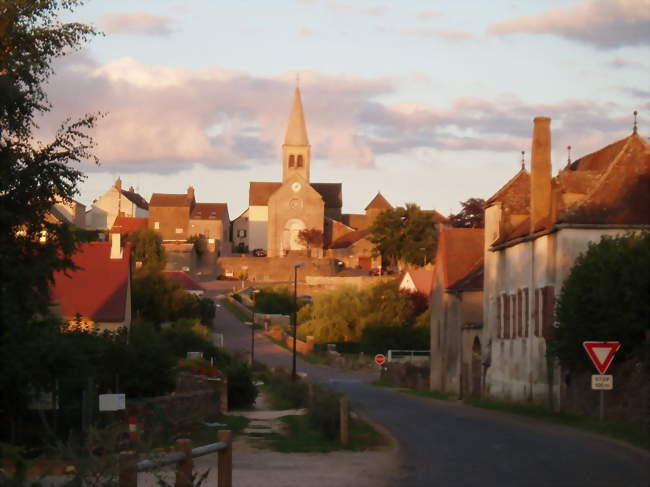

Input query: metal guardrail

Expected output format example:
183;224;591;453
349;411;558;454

119;431;232;487
387;350;430;363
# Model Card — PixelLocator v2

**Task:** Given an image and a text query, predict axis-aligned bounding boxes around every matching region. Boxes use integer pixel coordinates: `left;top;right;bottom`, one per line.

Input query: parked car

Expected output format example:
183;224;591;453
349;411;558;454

369;267;387;276
252;248;267;257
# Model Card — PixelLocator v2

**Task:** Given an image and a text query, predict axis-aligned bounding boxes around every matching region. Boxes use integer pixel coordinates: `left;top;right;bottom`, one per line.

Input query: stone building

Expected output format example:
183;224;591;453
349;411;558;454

149;187;196;242
482;117;649;405
86;178;148;230
429;226;484;397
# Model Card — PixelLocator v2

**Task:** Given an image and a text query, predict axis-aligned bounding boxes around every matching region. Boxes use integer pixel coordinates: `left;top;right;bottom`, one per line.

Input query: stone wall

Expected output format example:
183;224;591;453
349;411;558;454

381;362;430;391
225;295;291;327
217;255;336;283
305;275;392;290
560;359;648;425
265;325;314;355
124;372;226;444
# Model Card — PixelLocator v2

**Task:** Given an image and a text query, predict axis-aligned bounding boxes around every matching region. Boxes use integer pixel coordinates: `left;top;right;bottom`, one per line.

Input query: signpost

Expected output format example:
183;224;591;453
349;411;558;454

374;354;386;366
583;341;620;420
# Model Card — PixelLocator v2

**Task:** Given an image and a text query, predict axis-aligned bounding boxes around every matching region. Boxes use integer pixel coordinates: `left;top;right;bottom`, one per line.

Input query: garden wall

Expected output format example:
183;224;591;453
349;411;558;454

380;362;430;391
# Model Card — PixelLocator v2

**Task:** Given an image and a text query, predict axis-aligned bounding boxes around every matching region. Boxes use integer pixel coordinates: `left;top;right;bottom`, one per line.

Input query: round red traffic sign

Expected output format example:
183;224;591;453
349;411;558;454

374;354;386;365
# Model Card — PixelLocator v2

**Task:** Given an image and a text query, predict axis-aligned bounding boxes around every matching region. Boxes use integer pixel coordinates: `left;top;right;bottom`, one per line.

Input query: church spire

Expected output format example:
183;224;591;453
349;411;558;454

284;87;310;146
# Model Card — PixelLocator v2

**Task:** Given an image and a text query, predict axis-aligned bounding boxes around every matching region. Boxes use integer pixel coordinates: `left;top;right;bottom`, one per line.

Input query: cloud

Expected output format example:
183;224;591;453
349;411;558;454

100;12;175;36
489;0;650;49
416;9;443;20
38;54;633;174
394;27;474;41
299;0;387;16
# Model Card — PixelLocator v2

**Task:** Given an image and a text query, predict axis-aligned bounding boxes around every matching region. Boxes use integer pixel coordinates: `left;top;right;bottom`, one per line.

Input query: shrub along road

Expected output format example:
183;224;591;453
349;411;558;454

212;297;649;487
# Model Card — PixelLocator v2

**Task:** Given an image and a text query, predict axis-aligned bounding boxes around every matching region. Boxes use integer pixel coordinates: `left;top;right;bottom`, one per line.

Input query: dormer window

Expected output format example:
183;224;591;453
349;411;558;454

289;155;295;167
297;155;304;167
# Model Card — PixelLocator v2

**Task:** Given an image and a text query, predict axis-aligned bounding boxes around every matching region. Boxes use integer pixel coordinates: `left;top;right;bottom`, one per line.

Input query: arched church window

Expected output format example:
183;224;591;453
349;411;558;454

289;155;295;167
297;155;304;167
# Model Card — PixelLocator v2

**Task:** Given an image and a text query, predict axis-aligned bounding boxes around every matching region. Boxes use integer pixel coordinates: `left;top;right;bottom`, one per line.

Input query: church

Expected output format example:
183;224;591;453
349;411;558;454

241;88;358;257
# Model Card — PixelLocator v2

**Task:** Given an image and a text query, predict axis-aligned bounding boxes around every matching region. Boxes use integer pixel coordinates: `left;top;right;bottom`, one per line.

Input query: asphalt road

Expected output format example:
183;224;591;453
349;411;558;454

212;297;650;487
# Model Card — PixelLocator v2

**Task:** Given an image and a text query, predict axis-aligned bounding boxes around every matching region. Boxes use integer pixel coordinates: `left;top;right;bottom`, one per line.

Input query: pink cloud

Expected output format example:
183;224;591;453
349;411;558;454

416;9;444;21
37;55;635;174
100;12;175;36
489;0;650;49
400;27;474;41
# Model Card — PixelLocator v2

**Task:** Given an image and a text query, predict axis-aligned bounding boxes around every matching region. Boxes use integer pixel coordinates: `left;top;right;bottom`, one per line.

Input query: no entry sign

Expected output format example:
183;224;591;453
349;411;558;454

583;341;620;374
374;354;386;366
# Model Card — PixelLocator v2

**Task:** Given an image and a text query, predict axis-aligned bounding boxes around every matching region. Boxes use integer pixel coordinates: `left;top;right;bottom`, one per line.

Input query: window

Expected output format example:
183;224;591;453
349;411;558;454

297;155;304;167
154;221;160;229
289;155;295;167
175;228;183;234
237;229;247;238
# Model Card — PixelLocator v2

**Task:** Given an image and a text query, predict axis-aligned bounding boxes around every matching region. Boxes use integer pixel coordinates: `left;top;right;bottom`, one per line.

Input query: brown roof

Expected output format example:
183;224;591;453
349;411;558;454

491;133;650;249
249;181;342;208
312;183;343;209
51;242;131;322
162;270;205;292
486;168;530;213
121;189;149;210
448;259;484;291
191;203;228;220
434;227;485;289
110;216;148;234
150;193;194;207
341;213;368;230
365;192;392;211
249;182;282;206
328;229;369;249
402;269;435;296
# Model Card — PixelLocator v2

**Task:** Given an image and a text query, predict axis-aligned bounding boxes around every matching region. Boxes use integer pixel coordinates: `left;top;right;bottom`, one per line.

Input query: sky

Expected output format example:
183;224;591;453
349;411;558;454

42;0;650;218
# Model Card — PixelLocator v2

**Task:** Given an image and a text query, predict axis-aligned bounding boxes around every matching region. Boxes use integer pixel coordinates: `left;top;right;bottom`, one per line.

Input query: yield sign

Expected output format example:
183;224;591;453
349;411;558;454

583;342;620;374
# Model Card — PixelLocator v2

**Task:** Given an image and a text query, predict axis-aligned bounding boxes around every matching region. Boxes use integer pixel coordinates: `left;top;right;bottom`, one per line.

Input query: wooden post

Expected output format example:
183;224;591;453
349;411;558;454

340;397;349;446
217;430;232;487
175;439;193;487
119;451;137;487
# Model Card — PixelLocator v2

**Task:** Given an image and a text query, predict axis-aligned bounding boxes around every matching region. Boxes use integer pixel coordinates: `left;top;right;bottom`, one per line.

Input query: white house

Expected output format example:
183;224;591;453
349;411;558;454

86;177;149;230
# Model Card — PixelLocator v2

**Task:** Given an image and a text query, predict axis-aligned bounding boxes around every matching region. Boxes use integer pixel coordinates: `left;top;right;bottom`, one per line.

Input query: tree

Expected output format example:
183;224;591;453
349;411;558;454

367;203;438;267
0;1;98;417
448;198;485;228
129;228;166;270
298;228;323;255
548;233;650;372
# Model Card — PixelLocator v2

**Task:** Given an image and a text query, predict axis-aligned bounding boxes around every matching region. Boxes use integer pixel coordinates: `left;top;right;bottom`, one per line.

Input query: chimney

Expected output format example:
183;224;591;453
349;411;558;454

114;177;122;191
110;232;122;259
187;186;195;200
128;186;134;192
530;117;552;233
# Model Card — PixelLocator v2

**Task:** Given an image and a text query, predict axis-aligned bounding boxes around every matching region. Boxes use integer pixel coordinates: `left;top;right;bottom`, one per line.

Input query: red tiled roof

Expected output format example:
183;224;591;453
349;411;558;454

328;229;369;249
162;271;205;292
249;182;282;205
191;203;228;220
448;259;484;291
365;192;392;211
402;269;435;296
110;216;148;235
486;169;530;212
51;242;131;322
435;227;484;290
150;193;194;207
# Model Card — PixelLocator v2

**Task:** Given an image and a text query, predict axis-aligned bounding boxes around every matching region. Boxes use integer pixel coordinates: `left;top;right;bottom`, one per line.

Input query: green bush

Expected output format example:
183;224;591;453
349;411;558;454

226;362;258;409
265;370;309;409
232;293;242;303
360;325;430;355
161;324;228;366
307;385;341;440
253;287;296;315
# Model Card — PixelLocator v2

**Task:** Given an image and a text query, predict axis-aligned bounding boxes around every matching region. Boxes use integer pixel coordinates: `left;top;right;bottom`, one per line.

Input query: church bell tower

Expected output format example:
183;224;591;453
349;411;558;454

282;87;311;183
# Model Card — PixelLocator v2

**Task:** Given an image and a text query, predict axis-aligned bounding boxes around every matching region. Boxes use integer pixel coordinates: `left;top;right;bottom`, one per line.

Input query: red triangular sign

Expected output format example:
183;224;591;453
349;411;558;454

583;341;620;374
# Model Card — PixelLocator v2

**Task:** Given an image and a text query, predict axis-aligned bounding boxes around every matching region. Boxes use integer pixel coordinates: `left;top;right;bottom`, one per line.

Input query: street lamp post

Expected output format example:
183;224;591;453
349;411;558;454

292;263;304;381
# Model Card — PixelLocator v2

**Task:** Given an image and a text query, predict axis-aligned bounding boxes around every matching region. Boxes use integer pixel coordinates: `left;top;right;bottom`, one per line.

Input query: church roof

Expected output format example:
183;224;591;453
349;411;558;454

284;87;309;146
364;192;392;211
249;181;342;208
328;229;369;249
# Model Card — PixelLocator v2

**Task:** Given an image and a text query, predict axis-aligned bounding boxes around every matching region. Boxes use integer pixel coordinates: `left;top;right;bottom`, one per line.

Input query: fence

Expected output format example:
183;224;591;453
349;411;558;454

119;431;232;487
387;350;430;363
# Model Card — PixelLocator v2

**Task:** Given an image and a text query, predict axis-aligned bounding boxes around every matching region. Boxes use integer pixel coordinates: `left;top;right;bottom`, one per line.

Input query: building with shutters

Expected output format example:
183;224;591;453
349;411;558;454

482;117;649;405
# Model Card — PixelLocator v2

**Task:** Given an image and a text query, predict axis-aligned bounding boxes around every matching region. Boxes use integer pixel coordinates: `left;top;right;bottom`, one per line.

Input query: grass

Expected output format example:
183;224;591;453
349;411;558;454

404;389;457;401
221;299;251;322
250;415;382;453
464;399;650;451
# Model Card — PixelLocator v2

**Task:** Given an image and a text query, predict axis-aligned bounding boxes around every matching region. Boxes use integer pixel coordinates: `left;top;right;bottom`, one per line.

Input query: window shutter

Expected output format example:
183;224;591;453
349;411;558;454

524;288;530;337
516;290;522;337
542;286;555;339
504;294;510;339
497;295;502;338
